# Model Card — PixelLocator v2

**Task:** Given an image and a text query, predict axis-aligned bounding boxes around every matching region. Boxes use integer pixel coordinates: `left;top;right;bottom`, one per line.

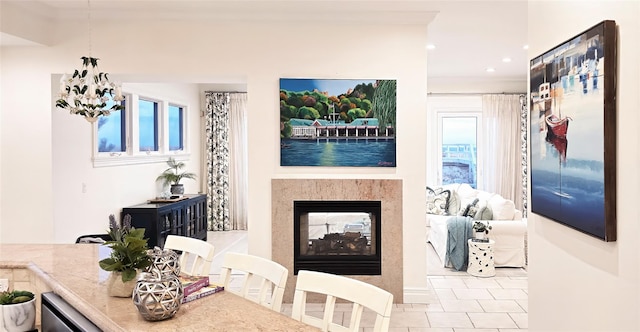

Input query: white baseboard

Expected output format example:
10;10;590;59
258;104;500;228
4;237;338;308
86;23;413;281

403;287;439;304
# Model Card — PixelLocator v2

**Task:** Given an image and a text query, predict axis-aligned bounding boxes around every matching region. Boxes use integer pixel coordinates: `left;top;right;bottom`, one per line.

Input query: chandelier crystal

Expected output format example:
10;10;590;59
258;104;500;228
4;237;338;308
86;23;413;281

56;56;124;122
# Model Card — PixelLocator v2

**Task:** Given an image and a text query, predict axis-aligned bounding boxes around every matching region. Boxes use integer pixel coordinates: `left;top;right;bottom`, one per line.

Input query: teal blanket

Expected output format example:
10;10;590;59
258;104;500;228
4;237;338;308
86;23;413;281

444;216;473;271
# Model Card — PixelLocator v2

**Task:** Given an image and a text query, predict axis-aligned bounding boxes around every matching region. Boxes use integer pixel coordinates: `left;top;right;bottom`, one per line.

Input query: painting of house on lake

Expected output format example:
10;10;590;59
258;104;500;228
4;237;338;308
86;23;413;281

279;78;396;167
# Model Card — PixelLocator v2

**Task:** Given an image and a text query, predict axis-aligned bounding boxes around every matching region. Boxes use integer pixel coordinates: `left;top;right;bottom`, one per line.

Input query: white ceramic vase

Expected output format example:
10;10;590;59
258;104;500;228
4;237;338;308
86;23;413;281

107;272;138;297
0;298;36;332
474;231;486;240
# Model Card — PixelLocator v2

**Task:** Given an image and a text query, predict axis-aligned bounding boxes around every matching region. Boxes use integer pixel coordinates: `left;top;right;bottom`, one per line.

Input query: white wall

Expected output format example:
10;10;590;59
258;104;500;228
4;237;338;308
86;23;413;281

428;77;526;94
527;1;640;331
1;19;431;300
51;82;202;243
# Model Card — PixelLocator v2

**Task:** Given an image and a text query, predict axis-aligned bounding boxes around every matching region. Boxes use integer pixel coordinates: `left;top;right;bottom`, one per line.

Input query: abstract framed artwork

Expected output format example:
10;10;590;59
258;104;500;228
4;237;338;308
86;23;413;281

279;78;396;167
529;20;617;241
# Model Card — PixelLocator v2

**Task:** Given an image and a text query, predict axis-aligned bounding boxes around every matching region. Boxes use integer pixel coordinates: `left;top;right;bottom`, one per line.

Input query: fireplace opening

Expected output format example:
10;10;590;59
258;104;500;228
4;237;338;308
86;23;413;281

294;200;381;275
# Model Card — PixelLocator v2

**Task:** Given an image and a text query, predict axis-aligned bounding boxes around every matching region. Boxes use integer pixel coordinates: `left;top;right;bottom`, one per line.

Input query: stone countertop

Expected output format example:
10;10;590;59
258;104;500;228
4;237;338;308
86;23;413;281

1;244;318;332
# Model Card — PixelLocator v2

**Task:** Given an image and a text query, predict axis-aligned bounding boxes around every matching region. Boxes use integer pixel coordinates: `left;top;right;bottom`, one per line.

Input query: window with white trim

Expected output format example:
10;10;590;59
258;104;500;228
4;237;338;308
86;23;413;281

438;114;480;189
427;96;483;189
97;96;126;153
93;91;190;167
168;104;184;151
138;98;159;153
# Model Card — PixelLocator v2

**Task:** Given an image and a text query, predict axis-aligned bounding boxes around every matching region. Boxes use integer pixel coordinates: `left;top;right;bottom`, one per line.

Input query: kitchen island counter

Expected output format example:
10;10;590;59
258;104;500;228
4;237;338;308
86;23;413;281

0;244;316;332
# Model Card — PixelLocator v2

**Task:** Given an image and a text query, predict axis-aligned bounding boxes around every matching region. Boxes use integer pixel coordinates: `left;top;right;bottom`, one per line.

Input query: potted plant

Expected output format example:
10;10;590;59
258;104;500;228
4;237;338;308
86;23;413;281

99;214;152;297
0;290;35;332
472;220;492;241
156;157;197;195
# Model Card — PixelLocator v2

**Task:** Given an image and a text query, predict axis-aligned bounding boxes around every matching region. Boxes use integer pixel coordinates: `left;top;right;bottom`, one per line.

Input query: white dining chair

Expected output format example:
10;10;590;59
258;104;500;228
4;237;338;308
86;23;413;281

291;270;394;332
218;252;288;312
163;235;215;276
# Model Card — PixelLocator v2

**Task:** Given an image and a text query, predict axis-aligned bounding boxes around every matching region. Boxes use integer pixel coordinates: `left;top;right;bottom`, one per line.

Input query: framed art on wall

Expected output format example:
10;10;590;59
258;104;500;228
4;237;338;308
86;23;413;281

279;78;396;167
529;20;617;241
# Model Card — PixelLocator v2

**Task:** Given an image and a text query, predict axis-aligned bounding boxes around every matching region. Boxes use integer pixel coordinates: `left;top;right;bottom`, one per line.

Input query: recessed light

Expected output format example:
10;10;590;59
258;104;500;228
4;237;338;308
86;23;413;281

426;44;436;50
486;67;495;73
523;45;529;50
502;57;512;63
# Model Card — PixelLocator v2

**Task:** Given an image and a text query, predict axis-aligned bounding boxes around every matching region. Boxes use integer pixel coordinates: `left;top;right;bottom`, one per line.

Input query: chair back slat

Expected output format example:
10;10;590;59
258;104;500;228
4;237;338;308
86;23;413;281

218;252;288;312
291;270;393;332
163;235;215;276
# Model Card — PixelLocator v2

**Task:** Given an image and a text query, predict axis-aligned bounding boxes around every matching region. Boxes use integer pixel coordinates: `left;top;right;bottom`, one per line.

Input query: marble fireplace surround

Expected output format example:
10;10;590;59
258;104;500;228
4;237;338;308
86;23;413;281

271;179;403;303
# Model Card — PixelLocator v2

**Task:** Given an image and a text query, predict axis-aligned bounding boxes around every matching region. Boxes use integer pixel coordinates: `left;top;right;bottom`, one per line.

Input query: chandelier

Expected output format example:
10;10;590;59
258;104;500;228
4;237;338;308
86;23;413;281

55;0;123;123
56;57;124;122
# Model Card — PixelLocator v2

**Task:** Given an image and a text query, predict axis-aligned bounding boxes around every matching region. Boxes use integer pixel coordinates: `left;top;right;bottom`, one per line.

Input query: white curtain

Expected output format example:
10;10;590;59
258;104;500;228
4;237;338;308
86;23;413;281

202;92;248;231
481;94;523;210
228;93;248;230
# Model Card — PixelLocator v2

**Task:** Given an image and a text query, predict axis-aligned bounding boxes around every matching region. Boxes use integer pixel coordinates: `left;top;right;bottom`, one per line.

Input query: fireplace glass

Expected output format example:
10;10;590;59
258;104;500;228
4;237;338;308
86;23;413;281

294;200;381;275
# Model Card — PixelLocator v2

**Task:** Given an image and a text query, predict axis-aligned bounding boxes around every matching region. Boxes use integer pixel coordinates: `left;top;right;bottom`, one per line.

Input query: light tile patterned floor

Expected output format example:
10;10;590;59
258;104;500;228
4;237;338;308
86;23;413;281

206;231;528;331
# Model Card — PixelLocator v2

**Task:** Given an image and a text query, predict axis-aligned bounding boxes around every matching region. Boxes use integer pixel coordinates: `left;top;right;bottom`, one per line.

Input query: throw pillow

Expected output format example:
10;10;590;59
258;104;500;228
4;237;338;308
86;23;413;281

426;187;450;215
469;199;493;220
446;190;461;216
474;206;493;220
461;198;479;217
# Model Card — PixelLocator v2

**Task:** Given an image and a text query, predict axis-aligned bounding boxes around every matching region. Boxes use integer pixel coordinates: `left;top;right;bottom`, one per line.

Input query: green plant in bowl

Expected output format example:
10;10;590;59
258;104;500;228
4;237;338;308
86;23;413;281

0;290;34;305
99;214;152;282
156;157;196;194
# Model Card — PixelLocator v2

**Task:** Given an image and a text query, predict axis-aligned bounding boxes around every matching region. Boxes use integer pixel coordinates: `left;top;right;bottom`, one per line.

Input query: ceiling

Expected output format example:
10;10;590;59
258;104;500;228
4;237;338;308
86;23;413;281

0;0;528;90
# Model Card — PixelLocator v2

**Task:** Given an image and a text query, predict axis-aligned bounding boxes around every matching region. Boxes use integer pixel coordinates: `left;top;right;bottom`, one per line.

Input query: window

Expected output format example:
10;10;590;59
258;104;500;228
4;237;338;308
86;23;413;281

92;89;190;167
138;99;159;152
427;96;483;189
97;97;126;153
439;116;479;188
168;105;184;151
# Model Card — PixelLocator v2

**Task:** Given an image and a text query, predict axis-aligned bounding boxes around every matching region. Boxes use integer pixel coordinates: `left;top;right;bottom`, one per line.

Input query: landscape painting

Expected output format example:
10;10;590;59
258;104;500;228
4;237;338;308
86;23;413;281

529;20;616;241
279;78;396;167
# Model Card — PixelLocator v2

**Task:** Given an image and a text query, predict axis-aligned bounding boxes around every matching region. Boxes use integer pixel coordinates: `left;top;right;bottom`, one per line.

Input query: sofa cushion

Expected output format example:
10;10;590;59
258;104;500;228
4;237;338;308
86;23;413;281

488;194;516;220
456;183;478;201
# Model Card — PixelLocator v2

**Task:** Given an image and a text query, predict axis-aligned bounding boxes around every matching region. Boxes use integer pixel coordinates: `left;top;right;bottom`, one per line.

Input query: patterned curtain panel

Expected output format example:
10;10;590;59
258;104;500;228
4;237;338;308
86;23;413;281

204;92;230;231
520;95;528;218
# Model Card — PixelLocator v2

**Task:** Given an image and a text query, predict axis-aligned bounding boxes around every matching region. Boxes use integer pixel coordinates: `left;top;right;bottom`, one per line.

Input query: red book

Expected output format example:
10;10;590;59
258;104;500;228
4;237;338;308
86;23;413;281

179;275;210;297
181;284;224;303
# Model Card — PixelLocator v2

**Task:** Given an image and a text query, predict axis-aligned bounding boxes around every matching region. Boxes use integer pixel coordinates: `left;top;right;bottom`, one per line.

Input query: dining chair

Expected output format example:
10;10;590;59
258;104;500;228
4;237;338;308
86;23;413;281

162;235;215;276
218;252;288;312
75;234;111;244
291;270;394;332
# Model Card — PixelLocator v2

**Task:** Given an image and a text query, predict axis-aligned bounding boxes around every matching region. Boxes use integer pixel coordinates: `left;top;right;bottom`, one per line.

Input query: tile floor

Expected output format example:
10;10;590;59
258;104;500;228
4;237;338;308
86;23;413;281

206;230;528;331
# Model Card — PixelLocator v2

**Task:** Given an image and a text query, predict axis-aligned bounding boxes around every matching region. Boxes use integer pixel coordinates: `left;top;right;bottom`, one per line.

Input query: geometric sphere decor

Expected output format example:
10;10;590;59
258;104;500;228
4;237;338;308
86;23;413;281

132;272;184;321
146;247;181;278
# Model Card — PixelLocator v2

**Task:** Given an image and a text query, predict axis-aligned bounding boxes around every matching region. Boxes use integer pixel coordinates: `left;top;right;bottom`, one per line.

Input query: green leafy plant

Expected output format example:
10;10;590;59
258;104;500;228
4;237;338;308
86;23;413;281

99;214;151;282
0;290;34;305
472;221;492;234
156;157;197;187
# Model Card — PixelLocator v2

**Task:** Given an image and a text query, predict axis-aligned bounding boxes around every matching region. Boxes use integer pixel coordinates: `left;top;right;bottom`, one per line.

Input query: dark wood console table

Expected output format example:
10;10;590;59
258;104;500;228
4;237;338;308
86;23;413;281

121;194;207;248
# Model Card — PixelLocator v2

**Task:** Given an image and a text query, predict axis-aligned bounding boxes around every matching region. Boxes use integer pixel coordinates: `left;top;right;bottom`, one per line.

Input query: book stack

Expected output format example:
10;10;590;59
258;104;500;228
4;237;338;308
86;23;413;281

178;275;224;303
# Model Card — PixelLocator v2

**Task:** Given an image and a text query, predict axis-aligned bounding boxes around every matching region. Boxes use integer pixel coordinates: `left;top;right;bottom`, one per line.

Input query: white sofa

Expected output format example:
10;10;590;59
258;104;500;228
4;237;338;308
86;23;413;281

426;183;527;268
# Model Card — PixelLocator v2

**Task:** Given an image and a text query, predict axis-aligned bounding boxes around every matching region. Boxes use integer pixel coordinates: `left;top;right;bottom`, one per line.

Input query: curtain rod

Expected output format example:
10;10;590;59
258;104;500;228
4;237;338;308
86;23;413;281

428;92;526;96
204;91;247;93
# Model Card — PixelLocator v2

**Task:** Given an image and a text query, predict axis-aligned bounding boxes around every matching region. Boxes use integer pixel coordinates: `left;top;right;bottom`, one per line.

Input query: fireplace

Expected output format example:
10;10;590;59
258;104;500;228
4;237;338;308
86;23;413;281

294;200;381;275
272;178;403;303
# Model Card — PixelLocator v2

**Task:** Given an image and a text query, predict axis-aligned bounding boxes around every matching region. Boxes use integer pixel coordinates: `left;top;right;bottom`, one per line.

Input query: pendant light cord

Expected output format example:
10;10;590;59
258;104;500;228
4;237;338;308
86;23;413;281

87;0;92;57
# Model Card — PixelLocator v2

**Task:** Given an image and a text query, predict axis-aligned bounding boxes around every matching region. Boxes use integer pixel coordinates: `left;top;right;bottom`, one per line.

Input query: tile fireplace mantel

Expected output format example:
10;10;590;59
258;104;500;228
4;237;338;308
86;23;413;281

271;178;403;303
